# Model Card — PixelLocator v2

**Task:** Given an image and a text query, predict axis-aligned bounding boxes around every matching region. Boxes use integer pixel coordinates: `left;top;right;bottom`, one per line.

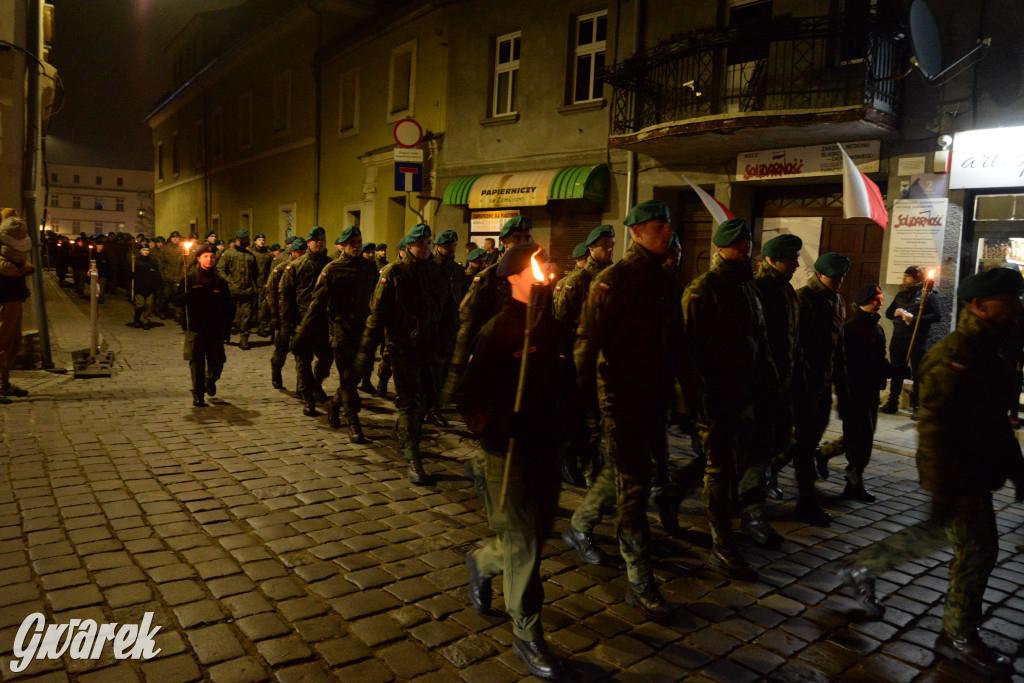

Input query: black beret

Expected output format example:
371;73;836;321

362;242;376;253
958;267;1024;301
499;216;532;239
712;218;751;247
497;244;547;279
762;234;803;259
814;252;852;277
194;244;216;257
571;242;588;260
376;243;387;250
854;283;882;305
625;200;670;226
585;225;615;247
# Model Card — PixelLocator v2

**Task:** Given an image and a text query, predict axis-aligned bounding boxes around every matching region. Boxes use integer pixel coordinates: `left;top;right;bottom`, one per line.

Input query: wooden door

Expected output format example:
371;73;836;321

820;217;884;305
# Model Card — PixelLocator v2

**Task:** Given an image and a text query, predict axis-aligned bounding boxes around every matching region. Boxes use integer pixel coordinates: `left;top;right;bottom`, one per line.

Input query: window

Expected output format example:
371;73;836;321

72;220;81;232
96;176;102;185
74;174;80;184
727;1;772;65
573;11;607;103
156;141;164;181
50;195;59;208
493;32;520;116
94;222;103;231
338;69;359;136
272;71;291;135
238;92;253;149
94;198;104;210
388;40;416;120
50;172;57;182
116;198;124;212
211;108;224;158
116;177;123;187
72;195;81;208
172;130;180;175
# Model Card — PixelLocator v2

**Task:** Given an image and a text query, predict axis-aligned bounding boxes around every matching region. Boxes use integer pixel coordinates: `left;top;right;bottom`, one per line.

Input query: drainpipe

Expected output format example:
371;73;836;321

624;0;646;244
308;2;323;225
23;0;53;368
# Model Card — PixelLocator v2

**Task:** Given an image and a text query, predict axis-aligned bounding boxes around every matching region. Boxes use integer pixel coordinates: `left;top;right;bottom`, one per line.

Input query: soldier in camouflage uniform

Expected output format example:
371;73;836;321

572;200;678;621
375;243;389;272
251;233;274;336
788;253;851;527
357;224;458;484
464;248;488;291
267;238;306;389
553;226;614;338
216;229;259;350
295;226;377;443
680;218;779;581
361;241;376;264
428;229;467;425
158;231;185;321
280;227;333;414
840;267;1024;678
753;234;803;501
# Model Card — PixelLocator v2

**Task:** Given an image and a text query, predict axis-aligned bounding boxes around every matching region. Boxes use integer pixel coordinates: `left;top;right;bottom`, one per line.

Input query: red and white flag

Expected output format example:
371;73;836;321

681;174;734;225
838;143;888;229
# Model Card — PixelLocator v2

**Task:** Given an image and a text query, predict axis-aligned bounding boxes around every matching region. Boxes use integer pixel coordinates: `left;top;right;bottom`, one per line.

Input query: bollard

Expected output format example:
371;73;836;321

88;259;99;360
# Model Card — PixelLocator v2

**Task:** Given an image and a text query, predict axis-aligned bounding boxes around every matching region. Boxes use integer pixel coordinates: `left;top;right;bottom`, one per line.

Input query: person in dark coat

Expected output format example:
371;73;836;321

178;244;235;407
130;245;162;329
881;265;941;418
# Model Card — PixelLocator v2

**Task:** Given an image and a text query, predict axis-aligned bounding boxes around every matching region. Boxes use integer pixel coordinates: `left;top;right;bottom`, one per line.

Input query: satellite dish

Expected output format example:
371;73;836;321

907;0;990;83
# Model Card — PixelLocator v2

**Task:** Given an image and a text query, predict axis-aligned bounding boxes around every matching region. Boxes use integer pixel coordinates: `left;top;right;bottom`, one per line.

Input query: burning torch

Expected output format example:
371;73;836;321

906;268;936;364
182;241;193;332
499;248;549;511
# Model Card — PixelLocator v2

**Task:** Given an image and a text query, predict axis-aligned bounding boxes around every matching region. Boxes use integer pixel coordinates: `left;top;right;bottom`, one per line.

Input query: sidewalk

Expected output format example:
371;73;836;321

1;271;1023;682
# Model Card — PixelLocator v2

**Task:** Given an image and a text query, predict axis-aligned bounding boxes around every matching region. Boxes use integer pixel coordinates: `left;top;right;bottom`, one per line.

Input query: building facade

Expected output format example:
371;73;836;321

44;164;153;236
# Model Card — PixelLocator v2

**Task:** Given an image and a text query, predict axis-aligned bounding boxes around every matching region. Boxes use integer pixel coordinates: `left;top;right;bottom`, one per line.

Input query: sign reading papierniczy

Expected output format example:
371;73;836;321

736;140;880;181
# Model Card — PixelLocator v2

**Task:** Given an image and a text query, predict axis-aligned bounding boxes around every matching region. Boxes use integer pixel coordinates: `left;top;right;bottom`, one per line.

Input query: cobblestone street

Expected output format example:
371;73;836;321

3;271;1024;682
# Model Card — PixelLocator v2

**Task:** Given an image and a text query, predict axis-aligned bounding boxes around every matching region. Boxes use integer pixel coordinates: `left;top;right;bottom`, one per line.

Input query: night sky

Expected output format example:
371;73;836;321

45;0;241;171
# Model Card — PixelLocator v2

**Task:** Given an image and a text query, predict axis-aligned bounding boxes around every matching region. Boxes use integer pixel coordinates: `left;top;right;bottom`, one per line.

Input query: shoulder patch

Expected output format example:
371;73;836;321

950;361;965;372
473;276;482;283
689;293;701;299
319;271;327;279
597;283;610;292
564;285;573;291
380;277;387;284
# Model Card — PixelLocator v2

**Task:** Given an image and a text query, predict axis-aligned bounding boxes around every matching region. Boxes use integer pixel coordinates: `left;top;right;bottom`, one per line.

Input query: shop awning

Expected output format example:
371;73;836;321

442;164;609;209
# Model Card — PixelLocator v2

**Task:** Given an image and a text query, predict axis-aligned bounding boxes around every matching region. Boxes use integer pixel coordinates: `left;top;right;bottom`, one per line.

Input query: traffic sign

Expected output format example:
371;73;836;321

393;118;423;148
395;162;423;192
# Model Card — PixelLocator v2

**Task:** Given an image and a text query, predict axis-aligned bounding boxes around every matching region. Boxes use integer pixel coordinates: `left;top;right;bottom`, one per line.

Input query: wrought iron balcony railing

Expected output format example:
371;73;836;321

602;14;904;136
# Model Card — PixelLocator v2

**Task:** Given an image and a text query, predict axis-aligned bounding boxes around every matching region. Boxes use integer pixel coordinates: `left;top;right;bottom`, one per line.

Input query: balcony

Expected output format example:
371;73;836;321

602;13;904;163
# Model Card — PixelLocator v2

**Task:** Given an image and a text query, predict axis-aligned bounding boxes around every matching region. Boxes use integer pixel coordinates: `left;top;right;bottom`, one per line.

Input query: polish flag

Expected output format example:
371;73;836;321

838;143;888;229
681;174;734;225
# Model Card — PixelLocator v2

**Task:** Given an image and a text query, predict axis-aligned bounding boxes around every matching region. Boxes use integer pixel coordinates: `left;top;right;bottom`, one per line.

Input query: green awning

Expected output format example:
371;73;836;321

442;164;609;208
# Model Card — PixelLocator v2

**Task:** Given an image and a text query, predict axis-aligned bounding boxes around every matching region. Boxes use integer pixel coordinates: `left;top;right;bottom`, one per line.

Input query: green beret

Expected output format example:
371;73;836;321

625;200;670;227
376;243;387;250
215;239;224;246
762;234;803;259
154;236;165;243
958;267;1024;301
435;229;459;245
467;248;487;262
270;243;281;251
814;252;852;277
571;242;588;260
668;232;680;250
397;236;408;250
235;229;250;239
362;242;376;253
306;226;326;241
169;231;180;238
254;233;265;240
404;223;432;244
497;244;546;279
339;225;361;243
289;237;307;251
712;218;751;247
585;225;615;247
203;230;215;239
499;215;532;240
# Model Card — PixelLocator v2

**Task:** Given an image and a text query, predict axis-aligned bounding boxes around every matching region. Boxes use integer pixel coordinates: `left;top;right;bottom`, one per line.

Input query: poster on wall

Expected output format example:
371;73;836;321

759;216;822;289
470;210;520;237
884;198;948;285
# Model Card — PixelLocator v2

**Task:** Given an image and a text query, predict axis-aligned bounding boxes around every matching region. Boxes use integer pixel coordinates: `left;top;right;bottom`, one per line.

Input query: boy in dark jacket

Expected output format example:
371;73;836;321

178;245;235;407
131;245;162;329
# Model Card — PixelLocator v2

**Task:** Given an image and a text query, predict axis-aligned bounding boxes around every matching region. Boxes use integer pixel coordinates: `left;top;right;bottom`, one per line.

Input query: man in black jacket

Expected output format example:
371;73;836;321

881;266;941;419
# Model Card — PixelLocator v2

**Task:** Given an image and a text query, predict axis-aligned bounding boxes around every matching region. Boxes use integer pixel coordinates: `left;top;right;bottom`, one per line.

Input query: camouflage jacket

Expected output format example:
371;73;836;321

575;242;680;412
435;251;468;307
216;245;259;297
752;259;799;390
158;243;186;283
251;246;275;288
448;261;509;375
265;257;293;328
793;274;848;406
917;309;1024;495
554;257;608;338
278;250;332;326
296;252;378;347
681;255;778;417
358;254;458;364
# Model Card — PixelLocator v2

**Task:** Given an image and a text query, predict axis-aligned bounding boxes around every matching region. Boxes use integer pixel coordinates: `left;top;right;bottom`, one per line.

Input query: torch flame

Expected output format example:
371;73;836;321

183;241;193;253
927;269;936;280
529;247;545;282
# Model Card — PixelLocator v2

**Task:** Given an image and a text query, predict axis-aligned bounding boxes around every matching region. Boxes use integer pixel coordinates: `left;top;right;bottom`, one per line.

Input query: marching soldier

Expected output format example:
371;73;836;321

280;226;333;415
357;224;458;484
840;268;1024;677
789;252;851;526
429;229;467;425
553;225;614;339
267;237;306;390
158;231;184;320
464;248;488;289
295;226;378;443
459;245;576;681
216;229;259;350
573;200;678;620
680;218;779;580
251;233;275;336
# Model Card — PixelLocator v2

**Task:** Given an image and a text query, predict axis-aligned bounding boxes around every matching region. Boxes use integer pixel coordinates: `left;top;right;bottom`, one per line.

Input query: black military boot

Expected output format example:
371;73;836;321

935;630;1014;677
358;377;375;393
239;334;250;351
205;377;217;397
376;376;389;398
302;394;320;417
465;549;492;614
794;497;832;527
192;391;206;408
408;459;428;485
650;487;681;537
740;507;783;549
843;470;876;503
348;419;370;445
325;398;341;429
765;464;784;500
625;580;672;622
512;638;561;681
561;526;608;566
425;407;449;428
314;383;328;404
132;311;141;328
710;543;758;582
838;560;885;618
271;367;283;390
879;396;899;414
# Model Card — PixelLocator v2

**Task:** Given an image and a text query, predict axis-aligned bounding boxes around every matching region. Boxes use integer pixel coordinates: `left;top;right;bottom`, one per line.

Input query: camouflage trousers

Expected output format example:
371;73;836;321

257;292;271;333
392;359;434;461
271;325;293;372
474;448;561;641
330;339;361;421
854;493;997;639
232;293;257;339
295;333;332;399
570;456;617;536
698;407;763;546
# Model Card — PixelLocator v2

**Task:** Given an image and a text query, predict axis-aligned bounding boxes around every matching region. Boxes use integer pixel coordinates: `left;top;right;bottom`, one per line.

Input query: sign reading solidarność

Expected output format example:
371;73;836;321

736;140;880;181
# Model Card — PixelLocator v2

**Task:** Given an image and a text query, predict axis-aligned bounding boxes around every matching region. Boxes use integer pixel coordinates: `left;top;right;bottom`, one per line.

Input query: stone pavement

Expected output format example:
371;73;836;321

3;270;1024;682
